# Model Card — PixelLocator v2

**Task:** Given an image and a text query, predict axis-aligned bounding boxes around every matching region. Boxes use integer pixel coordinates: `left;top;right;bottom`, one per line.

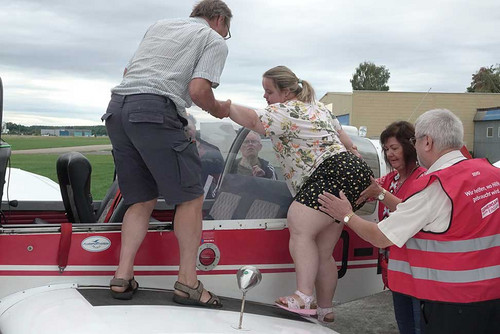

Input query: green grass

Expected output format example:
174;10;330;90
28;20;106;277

9;154;115;199
3;135;110;151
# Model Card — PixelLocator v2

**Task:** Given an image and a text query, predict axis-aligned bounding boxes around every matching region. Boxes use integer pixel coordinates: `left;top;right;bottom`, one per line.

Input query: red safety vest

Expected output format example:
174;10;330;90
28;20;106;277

378;167;426;288
388;158;500;303
378;167;426;221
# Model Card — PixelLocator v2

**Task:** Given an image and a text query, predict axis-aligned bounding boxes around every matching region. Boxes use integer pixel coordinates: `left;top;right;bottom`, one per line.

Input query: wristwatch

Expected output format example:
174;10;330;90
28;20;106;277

378;188;387;201
343;212;355;224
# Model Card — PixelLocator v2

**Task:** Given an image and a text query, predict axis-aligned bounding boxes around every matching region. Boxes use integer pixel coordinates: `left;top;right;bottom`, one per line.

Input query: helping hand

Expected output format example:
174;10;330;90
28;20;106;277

212;99;232;119
355;176;381;206
318;190;353;222
350;145;362;158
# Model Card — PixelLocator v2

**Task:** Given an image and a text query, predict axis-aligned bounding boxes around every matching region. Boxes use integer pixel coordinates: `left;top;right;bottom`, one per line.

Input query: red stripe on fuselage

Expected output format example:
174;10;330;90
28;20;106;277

0;263;378;276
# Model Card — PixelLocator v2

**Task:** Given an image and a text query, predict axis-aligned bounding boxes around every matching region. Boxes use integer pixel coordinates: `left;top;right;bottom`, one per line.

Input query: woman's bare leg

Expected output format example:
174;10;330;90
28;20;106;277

283;201;334;301
315;221;343;320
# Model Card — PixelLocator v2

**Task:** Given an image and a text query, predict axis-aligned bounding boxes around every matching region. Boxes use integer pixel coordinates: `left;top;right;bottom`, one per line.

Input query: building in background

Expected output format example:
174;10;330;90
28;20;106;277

473;106;500;162
40;129;92;137
320;91;500;159
1;122;8;134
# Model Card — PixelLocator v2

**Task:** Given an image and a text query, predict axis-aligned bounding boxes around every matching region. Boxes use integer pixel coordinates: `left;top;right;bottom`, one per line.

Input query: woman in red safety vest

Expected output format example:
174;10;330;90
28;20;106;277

357;121;426;334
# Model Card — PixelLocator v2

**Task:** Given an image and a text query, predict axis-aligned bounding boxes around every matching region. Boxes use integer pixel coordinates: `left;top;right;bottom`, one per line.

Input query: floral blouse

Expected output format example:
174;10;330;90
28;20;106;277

258;100;346;196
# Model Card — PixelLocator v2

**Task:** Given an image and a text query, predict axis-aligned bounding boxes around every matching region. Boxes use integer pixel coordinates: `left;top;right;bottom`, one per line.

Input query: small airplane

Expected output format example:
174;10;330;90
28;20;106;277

0;76;387;333
0;266;339;333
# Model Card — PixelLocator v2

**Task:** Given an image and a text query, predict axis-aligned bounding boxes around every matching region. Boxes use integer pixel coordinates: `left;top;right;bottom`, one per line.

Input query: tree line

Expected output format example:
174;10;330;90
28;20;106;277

3;64;498;136
350;62;499;93
4;123;108;136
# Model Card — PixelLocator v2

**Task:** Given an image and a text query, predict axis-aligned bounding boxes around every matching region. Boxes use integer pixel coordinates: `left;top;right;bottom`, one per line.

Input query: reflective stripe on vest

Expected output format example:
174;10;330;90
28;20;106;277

389;260;500;283
387;158;500;303
405;234;500;253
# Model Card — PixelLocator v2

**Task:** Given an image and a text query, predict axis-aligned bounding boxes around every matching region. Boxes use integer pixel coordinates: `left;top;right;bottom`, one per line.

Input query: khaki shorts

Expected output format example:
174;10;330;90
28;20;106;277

102;93;203;205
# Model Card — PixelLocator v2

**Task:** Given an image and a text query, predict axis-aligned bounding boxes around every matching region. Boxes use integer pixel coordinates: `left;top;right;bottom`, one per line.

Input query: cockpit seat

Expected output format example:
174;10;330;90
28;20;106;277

206;191;241;220
56;152;127;223
245;199;280;219
205;173;292;220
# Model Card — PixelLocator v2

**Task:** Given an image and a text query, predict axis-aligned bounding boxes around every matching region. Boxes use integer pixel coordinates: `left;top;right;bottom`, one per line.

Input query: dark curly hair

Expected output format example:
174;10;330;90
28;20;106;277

380;121;418;170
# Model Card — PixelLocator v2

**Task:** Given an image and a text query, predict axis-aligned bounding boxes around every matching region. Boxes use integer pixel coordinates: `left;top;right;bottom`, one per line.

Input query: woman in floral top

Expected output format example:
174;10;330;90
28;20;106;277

228;66;373;323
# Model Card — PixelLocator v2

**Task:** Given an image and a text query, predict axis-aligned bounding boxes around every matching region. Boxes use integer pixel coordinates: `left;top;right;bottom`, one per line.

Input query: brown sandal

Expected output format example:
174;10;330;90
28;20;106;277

173;280;222;308
109;277;139;300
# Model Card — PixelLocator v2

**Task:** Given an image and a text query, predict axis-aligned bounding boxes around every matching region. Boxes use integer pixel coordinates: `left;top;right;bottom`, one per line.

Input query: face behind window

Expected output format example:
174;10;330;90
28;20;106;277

241;133;263;159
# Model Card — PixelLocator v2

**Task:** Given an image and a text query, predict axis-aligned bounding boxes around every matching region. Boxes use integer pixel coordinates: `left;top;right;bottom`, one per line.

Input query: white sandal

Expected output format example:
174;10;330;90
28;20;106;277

316;306;335;323
275;290;317;315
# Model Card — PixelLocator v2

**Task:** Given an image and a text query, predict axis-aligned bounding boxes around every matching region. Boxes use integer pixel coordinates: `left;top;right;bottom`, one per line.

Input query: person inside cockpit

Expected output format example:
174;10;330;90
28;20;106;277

229;131;277;179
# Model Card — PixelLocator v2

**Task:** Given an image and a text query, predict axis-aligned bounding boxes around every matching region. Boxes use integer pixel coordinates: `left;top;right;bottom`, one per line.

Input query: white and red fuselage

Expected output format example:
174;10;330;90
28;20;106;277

0;126;387;305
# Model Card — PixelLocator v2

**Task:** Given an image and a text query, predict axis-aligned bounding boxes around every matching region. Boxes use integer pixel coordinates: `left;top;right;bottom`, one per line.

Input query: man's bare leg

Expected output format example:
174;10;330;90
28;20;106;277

111;199;157;292
173;194;211;302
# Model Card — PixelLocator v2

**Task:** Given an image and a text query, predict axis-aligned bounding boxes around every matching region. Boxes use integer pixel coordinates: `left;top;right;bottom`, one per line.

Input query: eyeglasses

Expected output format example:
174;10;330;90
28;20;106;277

243;139;259;145
224;24;231;40
410;135;426;146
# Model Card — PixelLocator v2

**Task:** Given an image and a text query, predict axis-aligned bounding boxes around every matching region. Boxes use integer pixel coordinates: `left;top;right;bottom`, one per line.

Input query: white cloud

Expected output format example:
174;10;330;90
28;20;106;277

1;0;499;126
4;112;101;126
1;67;114;125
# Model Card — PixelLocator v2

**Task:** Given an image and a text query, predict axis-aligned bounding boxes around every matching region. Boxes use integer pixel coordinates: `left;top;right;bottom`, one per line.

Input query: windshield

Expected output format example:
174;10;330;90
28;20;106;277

199;122;237;159
197;125;383;220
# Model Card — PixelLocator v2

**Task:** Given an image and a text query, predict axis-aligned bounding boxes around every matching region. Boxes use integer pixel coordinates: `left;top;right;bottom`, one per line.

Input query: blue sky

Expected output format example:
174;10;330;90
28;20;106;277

1;0;499;126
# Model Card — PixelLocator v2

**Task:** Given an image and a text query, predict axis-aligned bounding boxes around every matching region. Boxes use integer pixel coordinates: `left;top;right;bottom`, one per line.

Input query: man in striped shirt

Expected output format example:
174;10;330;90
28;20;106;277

103;0;232;308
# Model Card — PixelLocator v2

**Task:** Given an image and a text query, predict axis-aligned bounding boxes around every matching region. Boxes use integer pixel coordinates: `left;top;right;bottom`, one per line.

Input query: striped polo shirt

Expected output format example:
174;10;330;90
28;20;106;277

112;17;228;118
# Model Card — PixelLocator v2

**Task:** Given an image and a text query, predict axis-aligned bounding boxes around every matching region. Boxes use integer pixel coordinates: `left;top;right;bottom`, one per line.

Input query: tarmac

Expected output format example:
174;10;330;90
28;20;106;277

10;144;112;154
328;290;399;334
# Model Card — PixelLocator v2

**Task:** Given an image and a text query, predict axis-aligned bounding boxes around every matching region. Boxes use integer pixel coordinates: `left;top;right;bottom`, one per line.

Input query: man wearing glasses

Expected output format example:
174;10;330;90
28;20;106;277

318;109;499;333
230;131;277;179
103;0;232;308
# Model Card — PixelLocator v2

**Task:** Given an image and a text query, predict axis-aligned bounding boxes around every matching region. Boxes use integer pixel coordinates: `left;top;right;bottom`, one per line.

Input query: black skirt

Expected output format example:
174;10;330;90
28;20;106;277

294;151;373;212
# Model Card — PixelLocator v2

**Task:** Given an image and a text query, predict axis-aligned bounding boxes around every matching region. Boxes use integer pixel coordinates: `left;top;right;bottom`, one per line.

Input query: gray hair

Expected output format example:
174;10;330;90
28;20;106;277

245;130;262;143
190;0;232;25
415;109;463;151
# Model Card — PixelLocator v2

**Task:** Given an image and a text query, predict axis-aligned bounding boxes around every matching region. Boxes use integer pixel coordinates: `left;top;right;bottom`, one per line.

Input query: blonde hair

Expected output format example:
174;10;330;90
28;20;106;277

263;66;315;103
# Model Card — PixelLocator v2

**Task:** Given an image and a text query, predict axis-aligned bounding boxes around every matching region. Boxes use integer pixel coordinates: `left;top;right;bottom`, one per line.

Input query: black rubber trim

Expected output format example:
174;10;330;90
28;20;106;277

78;287;310;323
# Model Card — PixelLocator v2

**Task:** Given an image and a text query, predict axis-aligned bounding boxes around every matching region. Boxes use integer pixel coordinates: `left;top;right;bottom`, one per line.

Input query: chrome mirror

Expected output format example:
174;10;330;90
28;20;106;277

236;266;262;329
